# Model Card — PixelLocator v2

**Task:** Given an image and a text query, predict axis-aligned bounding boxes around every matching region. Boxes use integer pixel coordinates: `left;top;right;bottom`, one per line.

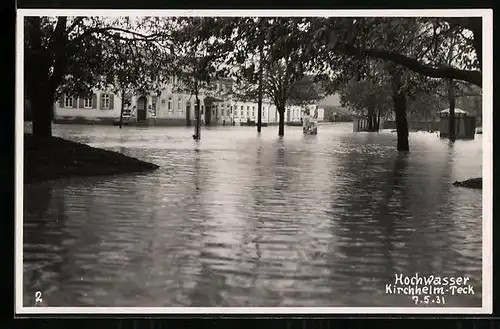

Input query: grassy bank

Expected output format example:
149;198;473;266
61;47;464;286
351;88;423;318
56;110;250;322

24;134;159;184
452;177;482;189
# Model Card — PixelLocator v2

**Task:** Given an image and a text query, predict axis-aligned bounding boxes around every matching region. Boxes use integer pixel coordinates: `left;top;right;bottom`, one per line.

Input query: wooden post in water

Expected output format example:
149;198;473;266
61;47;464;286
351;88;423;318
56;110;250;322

194;97;201;140
448;78;456;141
119;89;125;129
257;18;264;133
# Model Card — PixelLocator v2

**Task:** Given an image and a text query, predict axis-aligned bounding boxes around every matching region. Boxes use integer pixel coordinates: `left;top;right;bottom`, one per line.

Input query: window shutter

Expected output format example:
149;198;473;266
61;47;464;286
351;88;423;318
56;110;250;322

100;94;104;109
58;96;64;107
72;96;77;108
92;94;97;109
110;94;114;109
78;97;84;108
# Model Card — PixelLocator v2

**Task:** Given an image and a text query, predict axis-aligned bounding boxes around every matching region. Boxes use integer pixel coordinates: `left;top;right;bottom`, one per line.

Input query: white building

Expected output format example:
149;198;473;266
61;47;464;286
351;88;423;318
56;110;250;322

53;78;325;126
54;89;122;124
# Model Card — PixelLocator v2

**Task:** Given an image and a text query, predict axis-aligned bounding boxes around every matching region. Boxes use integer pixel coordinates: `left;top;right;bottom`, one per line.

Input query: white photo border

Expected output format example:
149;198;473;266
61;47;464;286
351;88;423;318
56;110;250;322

15;8;493;315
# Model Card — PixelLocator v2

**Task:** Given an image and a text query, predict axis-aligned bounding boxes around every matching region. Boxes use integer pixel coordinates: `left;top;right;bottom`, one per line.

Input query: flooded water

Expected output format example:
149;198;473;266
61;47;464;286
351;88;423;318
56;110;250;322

22;123;483;308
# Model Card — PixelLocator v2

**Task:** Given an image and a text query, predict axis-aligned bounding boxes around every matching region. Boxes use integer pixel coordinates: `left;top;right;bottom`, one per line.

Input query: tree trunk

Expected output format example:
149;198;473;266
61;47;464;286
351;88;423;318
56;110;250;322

205;105;211;126
448;78;456;141
376;109;381;132
194;94;201;140
186;103;191;127
25;16;70;139
393;92;409;151
278;105;285;136
367;107;375;131
257;29;264;133
25;17;56;138
257;83;263;133
388;63;409;151
31;92;54;138
119;89;125;129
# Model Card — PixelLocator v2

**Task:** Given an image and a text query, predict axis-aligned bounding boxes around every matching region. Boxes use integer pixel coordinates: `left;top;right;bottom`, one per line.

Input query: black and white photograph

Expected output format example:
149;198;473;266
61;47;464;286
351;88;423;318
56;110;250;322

16;9;492;313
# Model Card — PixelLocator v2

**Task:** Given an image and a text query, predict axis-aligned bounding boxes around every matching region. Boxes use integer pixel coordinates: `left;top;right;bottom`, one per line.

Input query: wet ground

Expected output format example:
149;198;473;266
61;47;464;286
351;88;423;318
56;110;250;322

23;123;483;307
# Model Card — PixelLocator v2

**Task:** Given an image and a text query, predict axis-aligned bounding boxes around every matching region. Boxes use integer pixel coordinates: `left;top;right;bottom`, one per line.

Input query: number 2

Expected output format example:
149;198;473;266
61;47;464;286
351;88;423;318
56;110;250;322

35;291;42;304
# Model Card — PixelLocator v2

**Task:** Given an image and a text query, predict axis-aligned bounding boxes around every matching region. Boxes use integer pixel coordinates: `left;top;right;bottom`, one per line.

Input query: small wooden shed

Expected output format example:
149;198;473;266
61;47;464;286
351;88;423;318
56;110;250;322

439;108;476;139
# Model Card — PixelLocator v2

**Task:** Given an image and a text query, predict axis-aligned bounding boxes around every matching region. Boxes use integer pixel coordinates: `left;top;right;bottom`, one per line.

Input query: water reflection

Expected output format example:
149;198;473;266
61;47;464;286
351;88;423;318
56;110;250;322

23;124;483;307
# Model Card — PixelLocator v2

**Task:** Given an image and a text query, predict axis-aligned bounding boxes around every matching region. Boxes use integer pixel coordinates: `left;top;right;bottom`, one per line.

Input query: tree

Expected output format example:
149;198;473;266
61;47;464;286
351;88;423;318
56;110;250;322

386;61;444;150
309;18;447;150
24;16;171;137
406;89;447;122
306;17;482;87
338;77;392;132
168;17;232;140
102;35;170;128
304;17;481;146
223;17;314;136
288;75;327;107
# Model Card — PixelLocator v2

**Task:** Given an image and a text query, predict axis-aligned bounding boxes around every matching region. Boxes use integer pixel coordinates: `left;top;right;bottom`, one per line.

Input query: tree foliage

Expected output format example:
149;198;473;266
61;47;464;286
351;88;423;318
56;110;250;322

338;77;392;119
288;75;327;106
25;15;483;142
24;16;171;136
192;17;317;135
303;17;482;87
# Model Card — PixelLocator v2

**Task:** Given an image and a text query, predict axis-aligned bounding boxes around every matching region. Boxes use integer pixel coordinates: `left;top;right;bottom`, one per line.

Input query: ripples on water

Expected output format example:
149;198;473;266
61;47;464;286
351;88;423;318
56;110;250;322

23;123;483;307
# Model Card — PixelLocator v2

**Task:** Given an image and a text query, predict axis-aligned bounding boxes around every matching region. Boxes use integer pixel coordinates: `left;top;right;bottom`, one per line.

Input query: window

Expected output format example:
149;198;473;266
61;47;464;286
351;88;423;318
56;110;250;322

168;97;173;111
64;95;73;108
240;105;243;116
83;97;92;108
247;106;250;117
226;108;230;117
178;97;183;111
201;105;204;115
230;106;233;114
123;107;132;117
101;94;110;109
252;106;255;117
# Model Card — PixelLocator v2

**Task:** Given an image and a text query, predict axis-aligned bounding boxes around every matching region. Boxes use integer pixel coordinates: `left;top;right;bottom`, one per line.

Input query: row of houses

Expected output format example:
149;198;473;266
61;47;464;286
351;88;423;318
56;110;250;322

51;79;325;126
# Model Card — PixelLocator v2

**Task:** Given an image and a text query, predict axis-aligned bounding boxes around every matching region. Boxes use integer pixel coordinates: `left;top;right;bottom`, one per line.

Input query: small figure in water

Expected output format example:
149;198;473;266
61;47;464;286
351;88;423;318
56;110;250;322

302;107;318;135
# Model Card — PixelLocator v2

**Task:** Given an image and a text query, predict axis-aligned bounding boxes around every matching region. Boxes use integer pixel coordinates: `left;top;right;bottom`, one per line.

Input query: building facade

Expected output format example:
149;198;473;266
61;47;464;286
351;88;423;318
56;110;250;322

54;89;123;124
53;78;325;126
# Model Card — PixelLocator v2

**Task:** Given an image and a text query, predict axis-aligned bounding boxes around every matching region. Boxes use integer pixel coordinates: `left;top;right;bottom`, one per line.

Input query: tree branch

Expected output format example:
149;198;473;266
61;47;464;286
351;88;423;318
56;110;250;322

337;43;482;87
66;17;84;34
71;26;168;45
